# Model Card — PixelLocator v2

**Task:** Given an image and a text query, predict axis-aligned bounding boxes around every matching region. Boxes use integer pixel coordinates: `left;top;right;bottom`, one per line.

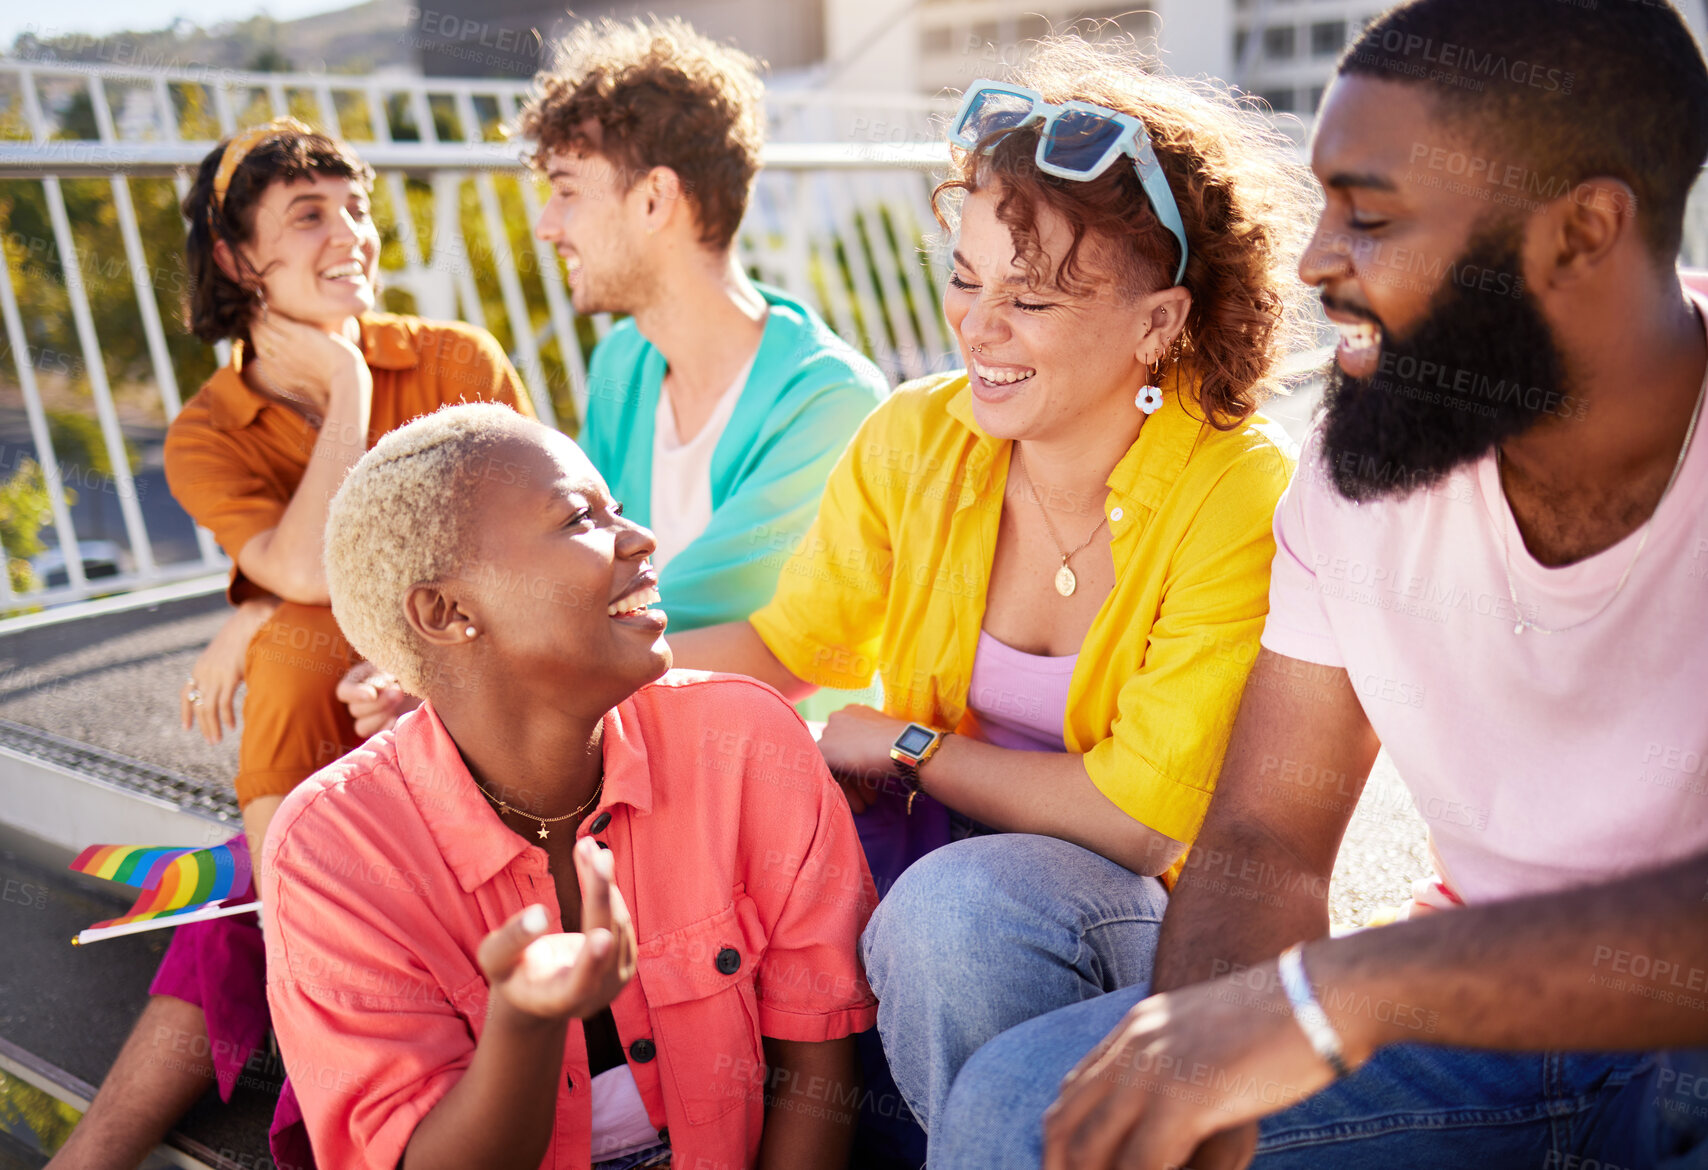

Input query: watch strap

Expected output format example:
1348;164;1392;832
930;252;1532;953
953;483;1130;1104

889;724;946;814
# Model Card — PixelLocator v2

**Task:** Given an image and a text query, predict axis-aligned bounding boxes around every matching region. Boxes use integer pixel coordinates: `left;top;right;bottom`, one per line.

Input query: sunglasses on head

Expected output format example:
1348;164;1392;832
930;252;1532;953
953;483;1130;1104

948;80;1189;287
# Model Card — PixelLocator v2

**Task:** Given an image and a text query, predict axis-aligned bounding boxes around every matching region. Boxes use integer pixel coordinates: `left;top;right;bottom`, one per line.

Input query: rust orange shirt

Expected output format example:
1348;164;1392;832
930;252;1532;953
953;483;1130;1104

165;313;536;602
261;672;879;1170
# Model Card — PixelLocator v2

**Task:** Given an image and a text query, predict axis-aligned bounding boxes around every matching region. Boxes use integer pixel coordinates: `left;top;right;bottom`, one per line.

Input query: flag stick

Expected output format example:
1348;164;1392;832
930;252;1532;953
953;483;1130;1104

70;899;260;946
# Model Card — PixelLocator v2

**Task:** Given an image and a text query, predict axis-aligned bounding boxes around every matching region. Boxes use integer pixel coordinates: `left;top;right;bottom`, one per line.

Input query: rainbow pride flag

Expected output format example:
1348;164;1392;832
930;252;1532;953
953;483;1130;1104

68;841;254;944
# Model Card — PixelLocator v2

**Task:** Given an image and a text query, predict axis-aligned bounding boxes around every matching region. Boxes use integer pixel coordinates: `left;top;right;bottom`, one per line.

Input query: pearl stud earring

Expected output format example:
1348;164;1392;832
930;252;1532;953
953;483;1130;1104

464;626;477;638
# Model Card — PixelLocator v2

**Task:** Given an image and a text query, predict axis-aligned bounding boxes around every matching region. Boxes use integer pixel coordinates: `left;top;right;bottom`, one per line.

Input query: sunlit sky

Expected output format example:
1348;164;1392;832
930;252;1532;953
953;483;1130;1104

3;0;352;47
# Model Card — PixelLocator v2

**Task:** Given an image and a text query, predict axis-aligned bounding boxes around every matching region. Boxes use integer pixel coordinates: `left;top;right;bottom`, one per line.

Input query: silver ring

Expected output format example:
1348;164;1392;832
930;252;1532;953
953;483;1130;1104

185;677;203;705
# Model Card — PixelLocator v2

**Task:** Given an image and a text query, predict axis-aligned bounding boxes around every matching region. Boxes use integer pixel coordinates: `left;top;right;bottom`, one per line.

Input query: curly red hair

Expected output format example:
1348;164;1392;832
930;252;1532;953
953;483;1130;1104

935;35;1317;428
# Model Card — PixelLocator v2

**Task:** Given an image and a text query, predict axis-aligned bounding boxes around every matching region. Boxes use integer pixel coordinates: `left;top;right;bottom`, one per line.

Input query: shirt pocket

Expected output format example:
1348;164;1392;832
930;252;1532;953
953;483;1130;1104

637;899;765;1126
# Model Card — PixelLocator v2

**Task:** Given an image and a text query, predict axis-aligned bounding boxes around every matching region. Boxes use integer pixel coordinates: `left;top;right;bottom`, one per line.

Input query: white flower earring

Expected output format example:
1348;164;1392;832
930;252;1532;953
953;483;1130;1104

1135;385;1164;414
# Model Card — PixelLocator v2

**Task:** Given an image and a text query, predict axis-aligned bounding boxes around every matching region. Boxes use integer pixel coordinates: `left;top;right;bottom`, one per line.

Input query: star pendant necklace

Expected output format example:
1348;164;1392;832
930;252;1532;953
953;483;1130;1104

474;777;604;839
1015;445;1109;598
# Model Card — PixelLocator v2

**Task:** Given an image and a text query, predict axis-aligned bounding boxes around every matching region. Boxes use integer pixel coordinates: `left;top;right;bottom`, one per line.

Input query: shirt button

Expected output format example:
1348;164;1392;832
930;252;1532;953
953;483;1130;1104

715;947;741;975
1110;506;1124;522
629;1038;656;1063
589;811;612;834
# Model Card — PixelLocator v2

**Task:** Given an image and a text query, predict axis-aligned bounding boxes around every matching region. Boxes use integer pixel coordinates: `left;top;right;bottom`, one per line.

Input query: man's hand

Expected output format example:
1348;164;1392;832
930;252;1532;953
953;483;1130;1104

336;661;421;738
1044;960;1340;1170
479;839;637;1023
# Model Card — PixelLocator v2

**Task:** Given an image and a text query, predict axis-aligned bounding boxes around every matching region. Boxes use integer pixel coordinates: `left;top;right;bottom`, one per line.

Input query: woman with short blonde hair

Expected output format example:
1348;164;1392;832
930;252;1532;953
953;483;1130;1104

266;404;877;1170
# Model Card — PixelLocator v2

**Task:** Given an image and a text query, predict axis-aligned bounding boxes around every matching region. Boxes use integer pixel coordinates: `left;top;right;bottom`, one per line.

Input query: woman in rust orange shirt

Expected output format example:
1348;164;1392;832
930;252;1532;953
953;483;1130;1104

165;117;535;859
47;119;533;1170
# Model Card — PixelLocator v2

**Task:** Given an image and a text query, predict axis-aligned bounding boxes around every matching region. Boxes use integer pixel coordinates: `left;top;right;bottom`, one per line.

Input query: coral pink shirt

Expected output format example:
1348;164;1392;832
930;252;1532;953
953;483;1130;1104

261;672;878;1170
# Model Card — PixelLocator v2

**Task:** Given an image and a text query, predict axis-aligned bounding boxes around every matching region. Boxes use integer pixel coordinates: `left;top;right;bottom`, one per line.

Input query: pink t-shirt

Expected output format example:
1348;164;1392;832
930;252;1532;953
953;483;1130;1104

1261;291;1708;906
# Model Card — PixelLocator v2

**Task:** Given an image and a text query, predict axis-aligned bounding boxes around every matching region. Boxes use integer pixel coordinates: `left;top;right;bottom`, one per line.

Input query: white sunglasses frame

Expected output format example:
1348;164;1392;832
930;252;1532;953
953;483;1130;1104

949;80;1190;286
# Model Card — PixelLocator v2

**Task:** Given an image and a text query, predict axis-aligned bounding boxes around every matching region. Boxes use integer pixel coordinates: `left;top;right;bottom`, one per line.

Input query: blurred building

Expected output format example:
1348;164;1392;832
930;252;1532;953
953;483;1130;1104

831;0;1708;114
410;0;824;78
414;0;1708;113
1226;0;1378;117
824;0;1356;110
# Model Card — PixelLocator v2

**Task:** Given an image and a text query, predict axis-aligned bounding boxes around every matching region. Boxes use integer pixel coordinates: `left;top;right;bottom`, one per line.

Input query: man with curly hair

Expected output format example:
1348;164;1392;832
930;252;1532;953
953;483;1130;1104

343;15;886;737
523;16;885;640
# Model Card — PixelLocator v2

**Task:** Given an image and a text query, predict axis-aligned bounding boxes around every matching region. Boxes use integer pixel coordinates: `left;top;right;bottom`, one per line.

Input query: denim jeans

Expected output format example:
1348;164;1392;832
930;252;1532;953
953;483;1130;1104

934;978;1708;1169
859;833;1170;1135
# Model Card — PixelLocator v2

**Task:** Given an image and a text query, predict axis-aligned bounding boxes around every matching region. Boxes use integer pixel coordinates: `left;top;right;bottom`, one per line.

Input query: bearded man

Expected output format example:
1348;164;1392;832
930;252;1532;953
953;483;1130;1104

929;1;1708;1167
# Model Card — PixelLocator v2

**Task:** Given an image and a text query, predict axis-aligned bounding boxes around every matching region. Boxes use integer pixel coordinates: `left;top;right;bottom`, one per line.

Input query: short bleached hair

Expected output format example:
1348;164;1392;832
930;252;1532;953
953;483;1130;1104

325;403;537;694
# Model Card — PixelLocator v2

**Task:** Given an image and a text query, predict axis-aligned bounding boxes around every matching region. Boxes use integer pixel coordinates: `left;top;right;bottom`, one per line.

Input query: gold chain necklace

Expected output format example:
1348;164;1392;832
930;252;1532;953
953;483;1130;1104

474;778;604;840
1014;445;1109;598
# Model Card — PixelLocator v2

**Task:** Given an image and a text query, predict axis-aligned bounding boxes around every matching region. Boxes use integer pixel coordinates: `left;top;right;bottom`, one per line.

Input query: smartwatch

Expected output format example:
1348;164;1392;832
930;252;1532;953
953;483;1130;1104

889;722;948;813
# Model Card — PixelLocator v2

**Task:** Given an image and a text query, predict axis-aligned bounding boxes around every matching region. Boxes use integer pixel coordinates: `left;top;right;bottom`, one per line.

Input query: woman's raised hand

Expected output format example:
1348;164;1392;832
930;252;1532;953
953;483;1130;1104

478;838;637;1022
249;311;371;406
180;596;279;744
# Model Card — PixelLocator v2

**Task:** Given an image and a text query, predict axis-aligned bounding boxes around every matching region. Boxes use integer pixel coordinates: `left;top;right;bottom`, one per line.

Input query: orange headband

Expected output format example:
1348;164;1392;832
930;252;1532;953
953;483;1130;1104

208;116;316;224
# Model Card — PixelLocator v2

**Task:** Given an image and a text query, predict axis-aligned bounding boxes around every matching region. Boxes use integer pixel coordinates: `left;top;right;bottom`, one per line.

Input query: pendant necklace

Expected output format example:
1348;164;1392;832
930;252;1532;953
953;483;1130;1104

473;777;604;840
1014;445;1109;598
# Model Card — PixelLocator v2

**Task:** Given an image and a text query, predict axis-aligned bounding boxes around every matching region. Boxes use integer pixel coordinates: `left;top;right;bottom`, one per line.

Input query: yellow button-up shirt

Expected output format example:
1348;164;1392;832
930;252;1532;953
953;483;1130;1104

751;370;1295;870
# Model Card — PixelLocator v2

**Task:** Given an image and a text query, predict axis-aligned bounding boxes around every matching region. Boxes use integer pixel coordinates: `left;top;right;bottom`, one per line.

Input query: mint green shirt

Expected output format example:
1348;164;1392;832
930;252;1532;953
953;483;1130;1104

582;283;887;636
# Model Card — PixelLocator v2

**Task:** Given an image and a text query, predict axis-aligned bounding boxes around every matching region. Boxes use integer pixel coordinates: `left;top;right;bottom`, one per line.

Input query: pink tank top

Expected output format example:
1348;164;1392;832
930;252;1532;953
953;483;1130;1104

966;629;1078;753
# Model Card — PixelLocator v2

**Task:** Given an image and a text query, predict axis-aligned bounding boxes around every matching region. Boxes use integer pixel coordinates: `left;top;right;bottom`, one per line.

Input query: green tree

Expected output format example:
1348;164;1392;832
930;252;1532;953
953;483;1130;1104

247;45;294;72
0;1070;80;1156
50;409;139;477
0;457;65;593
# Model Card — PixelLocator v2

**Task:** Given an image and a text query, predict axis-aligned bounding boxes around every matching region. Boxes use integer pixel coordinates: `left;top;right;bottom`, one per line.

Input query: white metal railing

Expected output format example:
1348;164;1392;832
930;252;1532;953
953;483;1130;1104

0;58;958;611
10;57;1707;616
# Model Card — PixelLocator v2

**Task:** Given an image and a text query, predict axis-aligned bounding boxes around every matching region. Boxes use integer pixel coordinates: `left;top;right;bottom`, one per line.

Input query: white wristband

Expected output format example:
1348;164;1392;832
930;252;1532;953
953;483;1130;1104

1277;943;1352;1079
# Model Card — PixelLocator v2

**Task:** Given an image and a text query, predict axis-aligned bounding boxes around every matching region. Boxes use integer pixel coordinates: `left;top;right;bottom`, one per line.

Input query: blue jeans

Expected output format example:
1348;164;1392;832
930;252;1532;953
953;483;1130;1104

860;834;1170;1135
935;980;1708;1169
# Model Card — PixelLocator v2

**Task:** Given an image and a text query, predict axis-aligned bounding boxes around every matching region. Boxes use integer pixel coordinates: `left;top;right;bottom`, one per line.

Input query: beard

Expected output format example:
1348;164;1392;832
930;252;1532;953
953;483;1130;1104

569;231;658;318
1318;226;1572;502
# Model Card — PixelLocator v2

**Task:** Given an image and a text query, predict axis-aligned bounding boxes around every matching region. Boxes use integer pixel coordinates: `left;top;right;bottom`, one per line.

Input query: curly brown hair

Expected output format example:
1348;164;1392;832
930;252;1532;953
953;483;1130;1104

514;16;765;252
934;35;1316;428
180;125;374;345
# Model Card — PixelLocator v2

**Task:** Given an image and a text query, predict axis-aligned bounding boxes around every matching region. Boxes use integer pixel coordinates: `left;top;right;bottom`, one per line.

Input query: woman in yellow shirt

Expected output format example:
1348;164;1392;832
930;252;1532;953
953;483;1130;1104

668;35;1310;1142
